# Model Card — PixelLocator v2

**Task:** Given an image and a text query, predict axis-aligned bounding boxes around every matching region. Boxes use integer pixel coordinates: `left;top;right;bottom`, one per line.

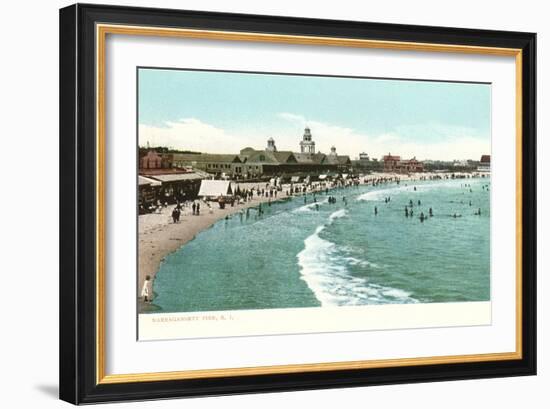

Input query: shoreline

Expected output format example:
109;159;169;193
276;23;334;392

138;183;318;312
138;172;488;312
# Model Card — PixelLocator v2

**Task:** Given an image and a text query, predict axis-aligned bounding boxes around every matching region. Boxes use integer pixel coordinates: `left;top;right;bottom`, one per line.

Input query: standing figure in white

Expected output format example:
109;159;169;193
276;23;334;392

141;275;151;303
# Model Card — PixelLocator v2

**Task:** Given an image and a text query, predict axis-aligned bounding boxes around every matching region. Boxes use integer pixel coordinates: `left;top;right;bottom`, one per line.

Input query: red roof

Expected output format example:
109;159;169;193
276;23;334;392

383;154;401;161
480;155;491;163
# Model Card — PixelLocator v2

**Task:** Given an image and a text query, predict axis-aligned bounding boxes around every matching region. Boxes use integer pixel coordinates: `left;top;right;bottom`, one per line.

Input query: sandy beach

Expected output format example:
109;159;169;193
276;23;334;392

138;182;312;311
138;172;486;312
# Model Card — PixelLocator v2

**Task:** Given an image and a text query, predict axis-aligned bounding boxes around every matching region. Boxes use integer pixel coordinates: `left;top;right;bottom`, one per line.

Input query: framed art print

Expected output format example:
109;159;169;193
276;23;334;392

59;3;536;404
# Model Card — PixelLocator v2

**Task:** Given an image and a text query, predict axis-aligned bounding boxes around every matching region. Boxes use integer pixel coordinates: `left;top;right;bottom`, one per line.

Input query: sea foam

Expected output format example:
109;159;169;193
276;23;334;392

297;208;418;307
293;198;328;213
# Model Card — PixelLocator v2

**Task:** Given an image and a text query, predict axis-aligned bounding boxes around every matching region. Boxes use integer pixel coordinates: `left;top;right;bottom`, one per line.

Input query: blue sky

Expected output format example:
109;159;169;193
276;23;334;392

138;68;491;160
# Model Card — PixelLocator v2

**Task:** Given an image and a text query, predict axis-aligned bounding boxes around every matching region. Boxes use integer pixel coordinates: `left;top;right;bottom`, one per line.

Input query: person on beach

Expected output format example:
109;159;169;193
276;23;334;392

141;275;151;303
171;208;178;223
192;202;196;215
196;202;200;215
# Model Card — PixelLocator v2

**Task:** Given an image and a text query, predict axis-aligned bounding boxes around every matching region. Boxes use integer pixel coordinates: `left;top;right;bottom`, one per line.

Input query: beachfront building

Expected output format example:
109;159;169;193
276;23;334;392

478;154;491;172
138;175;162;212
239;148;299;178
266;137;277;152
170;153;243;178
299;126;316;153
138;127;352;181
383;153;401;172
139;168;210;207
351;153;383;173
234;130;351;179
382;153;424;173
139;150;172;169
398;157;424;173
359;152;370;163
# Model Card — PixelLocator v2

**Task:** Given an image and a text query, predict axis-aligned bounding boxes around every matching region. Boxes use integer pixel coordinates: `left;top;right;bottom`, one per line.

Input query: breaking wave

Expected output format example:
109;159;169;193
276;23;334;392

293;197;328;213
297;209;418;306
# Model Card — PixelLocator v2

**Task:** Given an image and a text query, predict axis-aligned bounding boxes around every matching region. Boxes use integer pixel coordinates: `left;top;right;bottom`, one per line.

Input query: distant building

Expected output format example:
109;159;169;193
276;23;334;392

478;154;491;172
299;127;316;154
382;153;401;172
359;152;370;162
139;150;171;169
398;157;424;173
453;160;468;167
266;137;277;152
140;127;352;181
171;153;242;178
382;153;424;173
351;153;383;172
234;129;351;179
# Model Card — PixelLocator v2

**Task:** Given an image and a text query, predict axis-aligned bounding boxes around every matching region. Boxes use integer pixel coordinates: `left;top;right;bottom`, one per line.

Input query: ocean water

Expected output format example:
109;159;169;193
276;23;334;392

152;177;490;313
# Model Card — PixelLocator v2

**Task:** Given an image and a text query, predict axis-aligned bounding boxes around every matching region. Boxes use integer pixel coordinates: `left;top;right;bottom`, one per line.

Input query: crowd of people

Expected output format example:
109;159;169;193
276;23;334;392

369;177;488;222
142;172;490;226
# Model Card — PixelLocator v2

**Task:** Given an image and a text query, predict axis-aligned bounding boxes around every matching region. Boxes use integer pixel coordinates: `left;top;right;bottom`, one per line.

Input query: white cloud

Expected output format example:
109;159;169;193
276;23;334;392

277;112;305;123
139;115;490;161
139;118;251;153
276;112;489;161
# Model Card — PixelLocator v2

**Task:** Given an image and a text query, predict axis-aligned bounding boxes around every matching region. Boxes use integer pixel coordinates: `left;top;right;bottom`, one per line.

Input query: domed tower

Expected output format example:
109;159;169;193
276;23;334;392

329;146;337;156
266;137;277;152
299;127;316;154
